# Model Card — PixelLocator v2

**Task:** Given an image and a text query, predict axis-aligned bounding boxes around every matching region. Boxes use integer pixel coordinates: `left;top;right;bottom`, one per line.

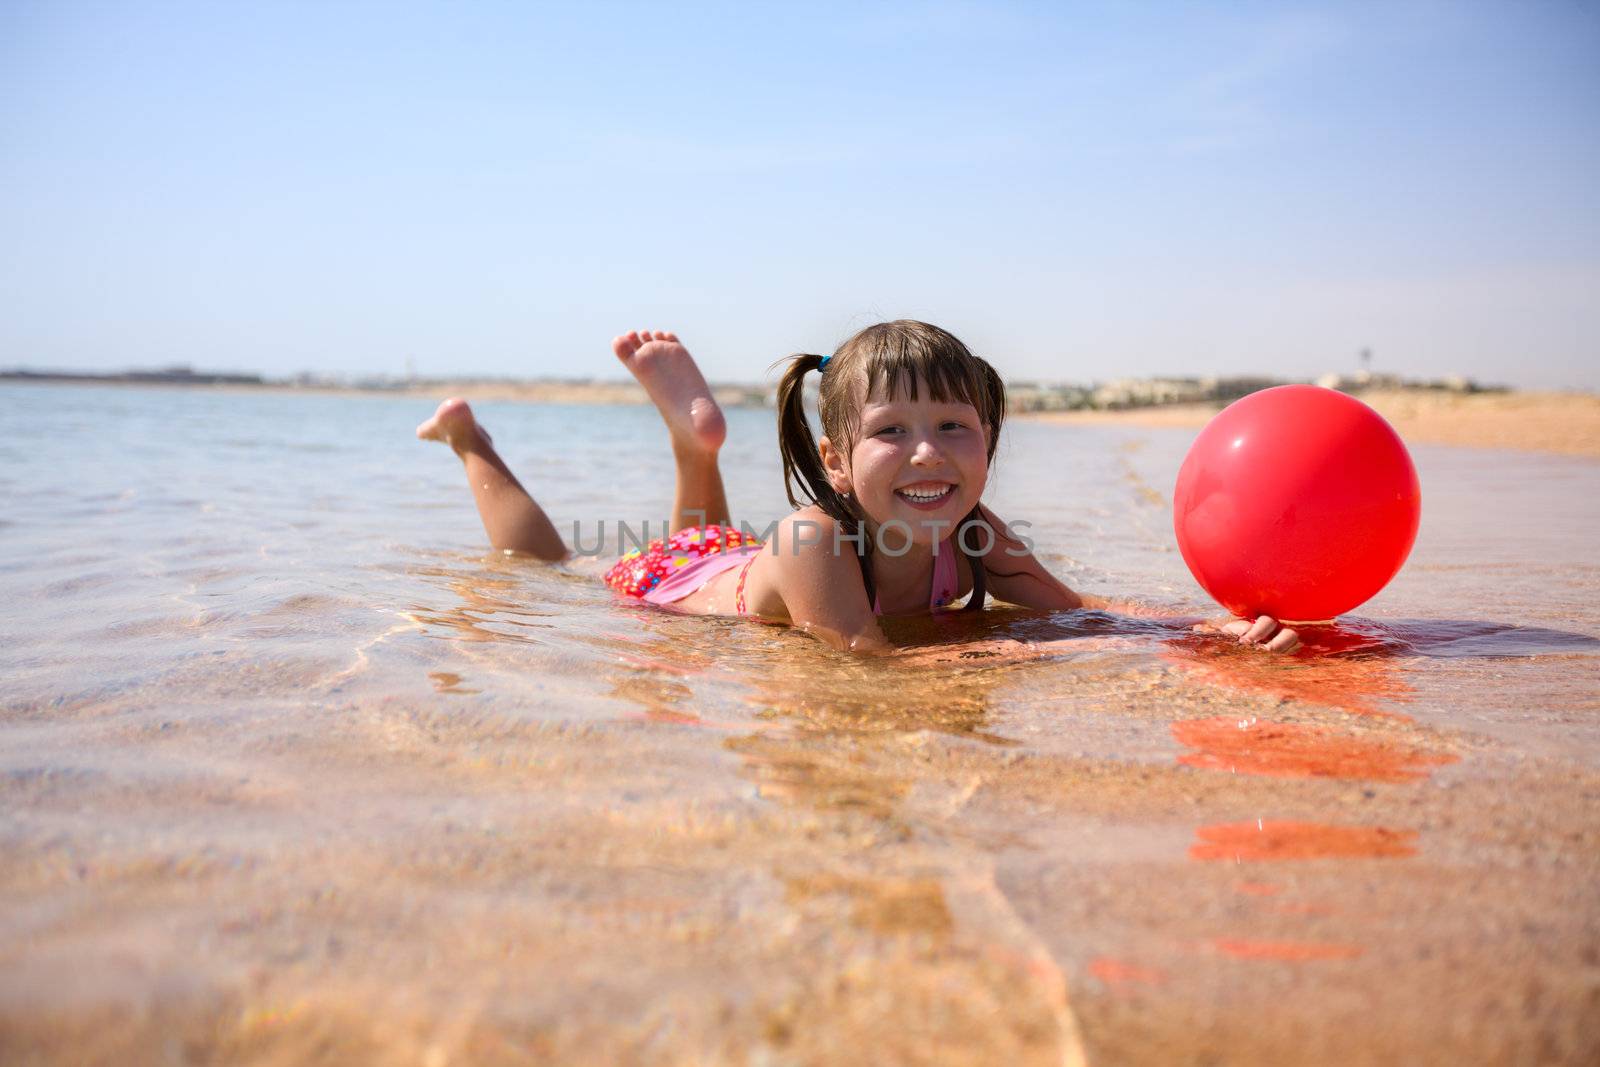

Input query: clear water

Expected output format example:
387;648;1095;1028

3;383;1597;1065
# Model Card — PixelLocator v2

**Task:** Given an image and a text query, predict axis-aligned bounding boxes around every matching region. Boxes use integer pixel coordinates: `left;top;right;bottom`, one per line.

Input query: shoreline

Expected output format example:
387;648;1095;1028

7;376;1596;457
0;375;761;409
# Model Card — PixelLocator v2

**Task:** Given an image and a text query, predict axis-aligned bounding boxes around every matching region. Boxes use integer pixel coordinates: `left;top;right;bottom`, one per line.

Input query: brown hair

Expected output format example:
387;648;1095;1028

774;320;1007;611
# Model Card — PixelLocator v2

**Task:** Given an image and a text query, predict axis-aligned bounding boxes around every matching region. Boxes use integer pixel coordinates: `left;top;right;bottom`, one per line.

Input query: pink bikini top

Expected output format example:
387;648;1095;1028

734;538;960;617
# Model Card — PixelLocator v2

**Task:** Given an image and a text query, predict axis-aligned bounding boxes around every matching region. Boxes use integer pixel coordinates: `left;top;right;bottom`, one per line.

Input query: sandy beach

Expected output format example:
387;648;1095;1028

1023;389;1600;458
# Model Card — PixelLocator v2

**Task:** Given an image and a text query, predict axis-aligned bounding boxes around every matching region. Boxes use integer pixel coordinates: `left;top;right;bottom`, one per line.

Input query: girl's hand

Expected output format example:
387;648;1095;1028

1205;614;1302;653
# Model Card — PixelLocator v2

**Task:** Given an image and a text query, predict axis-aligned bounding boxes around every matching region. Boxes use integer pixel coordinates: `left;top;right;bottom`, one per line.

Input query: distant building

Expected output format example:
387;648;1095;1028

1092;377;1210;409
1315;371;1489;394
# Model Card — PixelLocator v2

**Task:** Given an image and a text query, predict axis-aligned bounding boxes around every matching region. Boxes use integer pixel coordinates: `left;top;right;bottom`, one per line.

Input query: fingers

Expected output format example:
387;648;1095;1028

1212;616;1265;639
1265;627;1302;653
1240;615;1278;645
1214;615;1301;654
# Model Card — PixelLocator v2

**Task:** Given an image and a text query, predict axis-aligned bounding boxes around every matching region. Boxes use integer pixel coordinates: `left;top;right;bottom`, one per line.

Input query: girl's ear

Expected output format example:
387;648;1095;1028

818;436;852;494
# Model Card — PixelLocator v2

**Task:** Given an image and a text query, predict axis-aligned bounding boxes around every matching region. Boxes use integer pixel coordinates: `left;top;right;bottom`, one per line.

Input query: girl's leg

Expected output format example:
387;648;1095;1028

613;330;732;534
416;399;568;560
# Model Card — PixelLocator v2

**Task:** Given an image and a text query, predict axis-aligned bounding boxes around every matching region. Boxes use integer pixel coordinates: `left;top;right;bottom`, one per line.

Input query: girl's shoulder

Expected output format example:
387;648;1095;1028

764;505;861;565
778;503;845;537
739;507;865;621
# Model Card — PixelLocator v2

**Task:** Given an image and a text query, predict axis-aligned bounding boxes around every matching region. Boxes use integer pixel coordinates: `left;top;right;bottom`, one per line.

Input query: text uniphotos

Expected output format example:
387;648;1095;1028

569;516;1035;557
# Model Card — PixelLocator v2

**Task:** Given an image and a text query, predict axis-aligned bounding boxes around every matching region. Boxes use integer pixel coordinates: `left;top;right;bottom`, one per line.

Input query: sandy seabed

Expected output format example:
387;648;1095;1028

2;384;1597;1066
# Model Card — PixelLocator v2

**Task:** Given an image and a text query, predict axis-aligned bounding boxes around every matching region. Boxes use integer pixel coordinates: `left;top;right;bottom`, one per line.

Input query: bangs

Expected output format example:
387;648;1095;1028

817;319;1007;463
861;348;990;416
856;322;999;425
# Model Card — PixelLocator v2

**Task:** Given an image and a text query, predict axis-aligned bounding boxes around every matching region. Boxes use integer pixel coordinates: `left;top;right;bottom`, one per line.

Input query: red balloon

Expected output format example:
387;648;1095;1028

1173;385;1421;623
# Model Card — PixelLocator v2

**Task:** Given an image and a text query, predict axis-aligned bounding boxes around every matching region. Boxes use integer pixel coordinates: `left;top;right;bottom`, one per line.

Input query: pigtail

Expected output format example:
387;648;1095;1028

957;505;989;611
981;361;1008;464
957;361;1008;610
775;354;848;520
773;352;877;606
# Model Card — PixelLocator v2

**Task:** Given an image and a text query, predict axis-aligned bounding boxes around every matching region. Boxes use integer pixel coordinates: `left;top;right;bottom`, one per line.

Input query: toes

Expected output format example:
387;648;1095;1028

613;332;641;360
617;331;670;361
627;329;681;349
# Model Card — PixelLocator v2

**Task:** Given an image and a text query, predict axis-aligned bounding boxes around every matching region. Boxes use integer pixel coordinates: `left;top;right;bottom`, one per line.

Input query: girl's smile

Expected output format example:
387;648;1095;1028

835;395;990;539
895;480;957;509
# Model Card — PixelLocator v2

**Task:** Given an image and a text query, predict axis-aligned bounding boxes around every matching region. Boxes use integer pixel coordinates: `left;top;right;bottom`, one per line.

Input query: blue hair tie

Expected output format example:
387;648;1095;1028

818;355;832;371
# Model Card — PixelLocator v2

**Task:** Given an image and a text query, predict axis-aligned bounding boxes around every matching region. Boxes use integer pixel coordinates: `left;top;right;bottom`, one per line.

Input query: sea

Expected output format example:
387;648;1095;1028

3;382;1597;1065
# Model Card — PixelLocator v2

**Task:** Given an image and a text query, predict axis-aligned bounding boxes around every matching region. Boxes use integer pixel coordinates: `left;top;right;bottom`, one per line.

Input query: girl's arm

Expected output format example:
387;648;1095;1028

967;503;1085;611
970;502;1212;613
768;511;896;655
971;505;1301;652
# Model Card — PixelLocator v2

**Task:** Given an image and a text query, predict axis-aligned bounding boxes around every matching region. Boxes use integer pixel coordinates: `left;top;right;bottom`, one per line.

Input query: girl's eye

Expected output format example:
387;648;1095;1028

873;425;903;437
941;421;969;432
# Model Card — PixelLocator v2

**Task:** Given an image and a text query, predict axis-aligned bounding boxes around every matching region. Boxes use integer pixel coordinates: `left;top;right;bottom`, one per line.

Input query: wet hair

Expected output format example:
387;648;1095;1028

774;320;1007;612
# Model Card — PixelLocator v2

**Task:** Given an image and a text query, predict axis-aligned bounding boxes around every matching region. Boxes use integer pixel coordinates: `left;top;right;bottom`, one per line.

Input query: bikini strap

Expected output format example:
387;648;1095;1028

958;509;988;611
931;536;960;609
734;554;759;615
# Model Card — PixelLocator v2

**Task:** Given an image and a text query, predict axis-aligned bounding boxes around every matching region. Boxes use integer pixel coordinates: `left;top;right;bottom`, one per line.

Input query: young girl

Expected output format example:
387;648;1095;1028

417;321;1300;655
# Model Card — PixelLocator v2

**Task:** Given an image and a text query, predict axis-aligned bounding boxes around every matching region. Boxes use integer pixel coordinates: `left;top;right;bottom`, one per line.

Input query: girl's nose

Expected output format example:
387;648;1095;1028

910;437;945;466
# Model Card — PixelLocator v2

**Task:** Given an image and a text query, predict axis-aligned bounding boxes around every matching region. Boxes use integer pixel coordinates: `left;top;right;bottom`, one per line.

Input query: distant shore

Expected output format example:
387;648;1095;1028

7;373;1596;457
0;372;780;412
1024;389;1600;458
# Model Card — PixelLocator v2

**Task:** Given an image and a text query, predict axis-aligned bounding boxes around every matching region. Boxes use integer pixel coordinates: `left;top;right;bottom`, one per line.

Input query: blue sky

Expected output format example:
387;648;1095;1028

2;1;1596;388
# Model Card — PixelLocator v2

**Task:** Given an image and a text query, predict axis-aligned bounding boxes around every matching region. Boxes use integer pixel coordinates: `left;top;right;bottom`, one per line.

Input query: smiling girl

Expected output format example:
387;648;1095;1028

417;320;1300;655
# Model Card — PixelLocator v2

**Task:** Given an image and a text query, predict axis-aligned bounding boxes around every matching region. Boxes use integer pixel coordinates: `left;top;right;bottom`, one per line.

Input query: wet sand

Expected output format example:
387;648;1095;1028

4;627;1596;1065
1025;389;1600;457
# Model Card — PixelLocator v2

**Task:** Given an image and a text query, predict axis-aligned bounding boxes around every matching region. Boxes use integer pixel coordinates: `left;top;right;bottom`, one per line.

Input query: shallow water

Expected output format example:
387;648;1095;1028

2;383;1597;1065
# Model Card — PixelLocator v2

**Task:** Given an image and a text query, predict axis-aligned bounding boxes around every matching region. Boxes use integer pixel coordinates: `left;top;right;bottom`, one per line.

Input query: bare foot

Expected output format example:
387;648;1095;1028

416;397;488;453
612;330;726;456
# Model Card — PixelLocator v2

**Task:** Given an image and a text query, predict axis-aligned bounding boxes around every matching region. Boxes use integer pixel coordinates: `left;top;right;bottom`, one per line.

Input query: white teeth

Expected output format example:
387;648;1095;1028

899;485;952;502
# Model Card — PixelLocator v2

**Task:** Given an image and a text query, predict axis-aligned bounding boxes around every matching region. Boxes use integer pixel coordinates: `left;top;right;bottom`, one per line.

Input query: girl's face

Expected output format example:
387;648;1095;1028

822;385;990;545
